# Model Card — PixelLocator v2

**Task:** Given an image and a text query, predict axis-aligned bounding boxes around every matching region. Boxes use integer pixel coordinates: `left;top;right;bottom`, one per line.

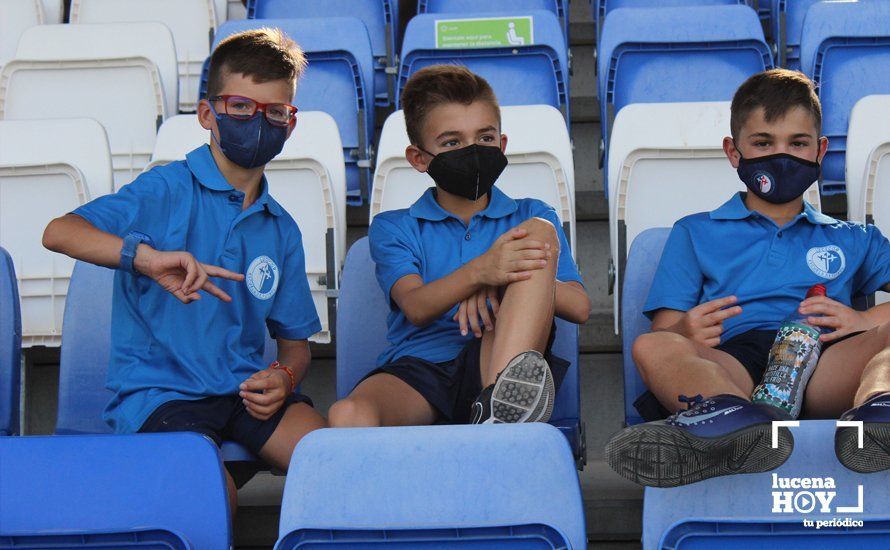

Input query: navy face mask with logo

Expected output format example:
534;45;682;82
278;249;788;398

419;144;508;201
209;103;288;169
735;148;821;204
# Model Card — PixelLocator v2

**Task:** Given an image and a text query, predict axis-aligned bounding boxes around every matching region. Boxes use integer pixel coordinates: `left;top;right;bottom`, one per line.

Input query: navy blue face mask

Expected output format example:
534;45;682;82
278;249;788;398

209;103;288;168
735;148;821;204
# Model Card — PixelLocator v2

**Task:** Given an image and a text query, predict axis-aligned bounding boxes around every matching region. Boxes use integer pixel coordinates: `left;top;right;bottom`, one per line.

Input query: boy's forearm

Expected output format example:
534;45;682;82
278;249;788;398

43;214;124;269
554;281;591;324
276;338;311;385
399;260;483;326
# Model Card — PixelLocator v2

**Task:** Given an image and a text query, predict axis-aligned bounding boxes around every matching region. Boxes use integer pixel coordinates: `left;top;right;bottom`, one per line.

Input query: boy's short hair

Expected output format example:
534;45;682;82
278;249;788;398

206;28;307;99
730;69;822;138
401;65;501;147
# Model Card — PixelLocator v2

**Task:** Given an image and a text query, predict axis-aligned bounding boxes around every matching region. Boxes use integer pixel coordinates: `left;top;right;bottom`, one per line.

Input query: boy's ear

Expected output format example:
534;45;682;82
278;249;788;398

197;99;215;131
405;144;431;173
817;136;829;164
500;134;508;153
723;136;741;169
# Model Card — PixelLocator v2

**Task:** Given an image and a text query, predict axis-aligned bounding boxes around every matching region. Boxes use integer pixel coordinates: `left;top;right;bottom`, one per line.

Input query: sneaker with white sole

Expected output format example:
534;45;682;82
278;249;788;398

470;351;555;424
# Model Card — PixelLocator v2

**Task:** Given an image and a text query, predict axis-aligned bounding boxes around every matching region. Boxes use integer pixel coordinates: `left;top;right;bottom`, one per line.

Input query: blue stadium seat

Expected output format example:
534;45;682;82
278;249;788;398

398;10;570;123
771;0;821;69
620;228;669;427
0;432;230;548
275;424;586;548
643;420;890;548
801;0;890;197
418;0;569;42
246;0;398;108
202;18;375;205
597;5;772;186
335;237;585;465
55;261;278;464
0;247;21;436
590;0;756;41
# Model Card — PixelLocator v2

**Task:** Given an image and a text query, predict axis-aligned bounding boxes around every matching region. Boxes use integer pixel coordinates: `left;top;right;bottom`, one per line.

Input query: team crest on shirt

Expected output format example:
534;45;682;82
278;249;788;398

754;171;773;194
246;255;279;300
806;246;845;280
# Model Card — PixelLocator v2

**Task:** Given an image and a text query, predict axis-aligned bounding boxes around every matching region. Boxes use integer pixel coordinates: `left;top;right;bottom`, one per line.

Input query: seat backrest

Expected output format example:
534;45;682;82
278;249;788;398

594;0;752;38
597;5;771;155
277;424;586;549
772;0;820;69
0;0;43;69
145;113;346;343
865;141;890;307
0;432;230;548
0;58;164;191
620;228;669;426
800;0;890;194
0;163;89;348
846;95;890;222
70;0;216;112
0;247;21;435
398;10;569;117
56;261;278;434
0;118;113;203
206;17;374;204
16;22;179;118
369;107;576;254
418;0;569;41
335;238;580;427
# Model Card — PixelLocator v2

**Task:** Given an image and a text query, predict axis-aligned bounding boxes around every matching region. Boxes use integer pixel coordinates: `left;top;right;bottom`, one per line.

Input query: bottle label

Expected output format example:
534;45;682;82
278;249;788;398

751;322;822;417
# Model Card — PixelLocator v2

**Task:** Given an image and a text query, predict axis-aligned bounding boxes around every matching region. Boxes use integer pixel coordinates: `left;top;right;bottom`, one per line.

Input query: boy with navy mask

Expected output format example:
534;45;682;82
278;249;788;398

43;29;326;513
606;69;890;487
328;65;590;427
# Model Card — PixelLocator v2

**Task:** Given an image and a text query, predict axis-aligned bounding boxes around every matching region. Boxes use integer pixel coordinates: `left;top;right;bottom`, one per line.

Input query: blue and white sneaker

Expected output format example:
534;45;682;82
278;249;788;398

606;394;794;487
836;392;890;473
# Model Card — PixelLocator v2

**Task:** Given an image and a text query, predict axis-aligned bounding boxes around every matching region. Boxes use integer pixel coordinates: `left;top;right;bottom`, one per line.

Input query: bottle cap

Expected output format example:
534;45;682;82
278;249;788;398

806;284;827;298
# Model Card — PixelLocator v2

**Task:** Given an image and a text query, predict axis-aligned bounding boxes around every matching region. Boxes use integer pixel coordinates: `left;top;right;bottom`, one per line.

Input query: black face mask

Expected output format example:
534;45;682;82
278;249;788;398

734;142;821;204
419;144;508;201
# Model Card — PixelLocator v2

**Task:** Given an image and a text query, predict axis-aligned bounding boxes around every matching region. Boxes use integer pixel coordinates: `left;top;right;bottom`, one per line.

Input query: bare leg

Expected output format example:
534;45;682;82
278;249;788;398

224;470;237;520
328;373;438;427
633;331;754;412
257;402;326;472
804;322;890;418
481;217;558;387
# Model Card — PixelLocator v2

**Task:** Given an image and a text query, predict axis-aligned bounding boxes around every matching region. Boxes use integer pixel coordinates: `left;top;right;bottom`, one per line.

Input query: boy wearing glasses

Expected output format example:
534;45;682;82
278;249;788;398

42;29;325;514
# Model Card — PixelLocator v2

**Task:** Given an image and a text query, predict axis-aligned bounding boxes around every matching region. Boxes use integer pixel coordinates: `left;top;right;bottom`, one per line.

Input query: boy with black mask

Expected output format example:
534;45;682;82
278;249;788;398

328;65;590;427
607;69;890;488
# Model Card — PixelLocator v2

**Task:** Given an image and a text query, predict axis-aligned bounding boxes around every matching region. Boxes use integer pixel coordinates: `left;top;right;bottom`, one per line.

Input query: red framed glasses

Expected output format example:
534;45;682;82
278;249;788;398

210;95;298;127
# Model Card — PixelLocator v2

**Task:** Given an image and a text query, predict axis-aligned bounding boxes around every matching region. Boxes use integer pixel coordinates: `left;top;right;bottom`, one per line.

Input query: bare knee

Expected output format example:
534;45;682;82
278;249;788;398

876;322;890;348
328;397;381;427
632;331;691;381
519;217;560;254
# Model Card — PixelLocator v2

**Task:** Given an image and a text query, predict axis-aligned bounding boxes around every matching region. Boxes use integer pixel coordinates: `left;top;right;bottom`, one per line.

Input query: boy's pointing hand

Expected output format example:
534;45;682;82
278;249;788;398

134;246;245;304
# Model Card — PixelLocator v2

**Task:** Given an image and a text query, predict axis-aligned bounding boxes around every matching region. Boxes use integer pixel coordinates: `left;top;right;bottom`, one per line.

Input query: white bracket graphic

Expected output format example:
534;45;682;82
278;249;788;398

836;420;864;448
837;484;864;514
772;420;799;448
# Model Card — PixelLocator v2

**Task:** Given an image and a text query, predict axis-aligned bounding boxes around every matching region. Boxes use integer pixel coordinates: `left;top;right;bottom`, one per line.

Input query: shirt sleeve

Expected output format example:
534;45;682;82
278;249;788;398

266;228;322;341
853;224;890;296
643;222;704;318
369;215;423;306
532;205;583;286
70;170;171;242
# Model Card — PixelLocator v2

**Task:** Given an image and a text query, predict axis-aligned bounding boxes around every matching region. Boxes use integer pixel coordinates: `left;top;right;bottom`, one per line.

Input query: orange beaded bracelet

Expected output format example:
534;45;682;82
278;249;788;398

269;361;296;392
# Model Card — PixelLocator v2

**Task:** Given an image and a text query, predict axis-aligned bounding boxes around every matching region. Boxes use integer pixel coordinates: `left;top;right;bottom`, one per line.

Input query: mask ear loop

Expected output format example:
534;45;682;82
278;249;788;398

473;146;480;200
207;101;225;152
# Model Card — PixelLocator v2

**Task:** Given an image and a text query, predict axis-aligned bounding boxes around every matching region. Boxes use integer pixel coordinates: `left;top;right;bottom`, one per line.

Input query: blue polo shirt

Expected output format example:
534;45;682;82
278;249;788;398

370;186;583;365
645;192;890;341
72;145;321;433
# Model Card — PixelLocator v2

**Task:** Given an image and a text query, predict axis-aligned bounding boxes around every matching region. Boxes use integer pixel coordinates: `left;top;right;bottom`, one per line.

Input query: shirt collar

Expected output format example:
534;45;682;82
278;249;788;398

185;145;282;216
709;192;835;226
408;186;518;221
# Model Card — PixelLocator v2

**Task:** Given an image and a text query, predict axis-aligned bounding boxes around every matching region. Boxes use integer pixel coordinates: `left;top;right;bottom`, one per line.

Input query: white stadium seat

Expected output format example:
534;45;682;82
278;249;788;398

227;0;246;20
40;0;61;22
15;22;179;119
0;57;165;191
846;95;890;223
608;102;821;332
0;0;43;70
369;105;576;255
70;0;216;112
0;118;112;346
147;113;346;343
863;141;890;305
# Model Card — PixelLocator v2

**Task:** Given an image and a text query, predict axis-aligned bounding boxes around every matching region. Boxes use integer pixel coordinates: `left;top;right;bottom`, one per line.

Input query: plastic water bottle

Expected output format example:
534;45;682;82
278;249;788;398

751;284;826;419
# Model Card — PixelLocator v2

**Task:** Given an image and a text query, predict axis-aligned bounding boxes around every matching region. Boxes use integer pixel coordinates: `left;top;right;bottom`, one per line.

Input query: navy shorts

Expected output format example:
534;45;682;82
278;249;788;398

138;392;313;456
359;323;569;424
633;328;866;422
